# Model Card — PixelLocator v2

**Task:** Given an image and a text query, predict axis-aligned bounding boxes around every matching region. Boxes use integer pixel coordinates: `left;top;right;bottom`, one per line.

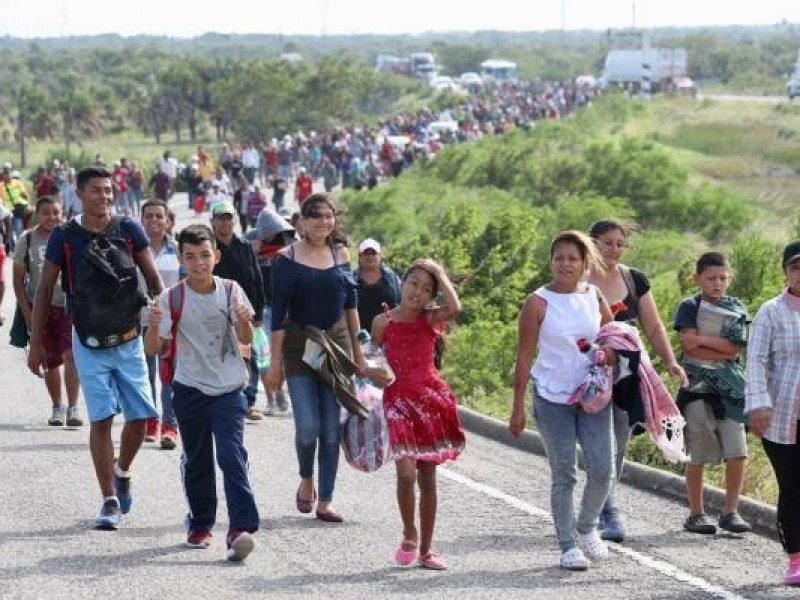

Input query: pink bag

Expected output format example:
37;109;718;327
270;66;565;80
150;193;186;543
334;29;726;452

340;380;392;472
567;348;613;414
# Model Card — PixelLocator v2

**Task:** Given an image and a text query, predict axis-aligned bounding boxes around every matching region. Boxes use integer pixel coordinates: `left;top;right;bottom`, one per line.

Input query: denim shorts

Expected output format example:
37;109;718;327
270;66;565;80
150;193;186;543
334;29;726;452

71;332;157;423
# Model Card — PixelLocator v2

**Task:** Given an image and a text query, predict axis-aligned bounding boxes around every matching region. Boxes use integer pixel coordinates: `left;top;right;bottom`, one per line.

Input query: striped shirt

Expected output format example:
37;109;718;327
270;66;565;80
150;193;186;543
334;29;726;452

745;291;800;444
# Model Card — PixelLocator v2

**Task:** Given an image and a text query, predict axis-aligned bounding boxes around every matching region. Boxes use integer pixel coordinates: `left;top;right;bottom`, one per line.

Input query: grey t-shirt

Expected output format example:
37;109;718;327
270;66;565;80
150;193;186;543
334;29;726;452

13;228;66;307
158;276;253;396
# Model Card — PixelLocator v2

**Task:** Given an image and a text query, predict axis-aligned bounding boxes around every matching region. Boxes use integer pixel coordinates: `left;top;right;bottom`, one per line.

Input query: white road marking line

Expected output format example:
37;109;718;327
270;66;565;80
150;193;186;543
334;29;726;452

440;467;750;600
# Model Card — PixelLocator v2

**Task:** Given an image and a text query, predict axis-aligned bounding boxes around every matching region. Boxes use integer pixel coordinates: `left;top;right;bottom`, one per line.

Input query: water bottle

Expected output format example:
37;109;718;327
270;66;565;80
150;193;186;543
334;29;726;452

356;329;396;386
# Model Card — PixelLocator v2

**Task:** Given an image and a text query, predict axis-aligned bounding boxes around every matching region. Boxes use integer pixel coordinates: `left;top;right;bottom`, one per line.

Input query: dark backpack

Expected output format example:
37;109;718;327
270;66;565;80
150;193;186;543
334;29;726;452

63;217;148;349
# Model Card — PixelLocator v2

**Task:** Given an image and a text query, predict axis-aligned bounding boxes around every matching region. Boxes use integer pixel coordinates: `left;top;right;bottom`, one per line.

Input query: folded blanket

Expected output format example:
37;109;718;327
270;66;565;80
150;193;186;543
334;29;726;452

597;322;688;463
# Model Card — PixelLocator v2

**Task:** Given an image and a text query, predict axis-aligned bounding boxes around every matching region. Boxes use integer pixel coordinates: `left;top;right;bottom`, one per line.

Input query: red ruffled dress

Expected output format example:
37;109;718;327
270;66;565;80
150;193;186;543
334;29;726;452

382;313;465;464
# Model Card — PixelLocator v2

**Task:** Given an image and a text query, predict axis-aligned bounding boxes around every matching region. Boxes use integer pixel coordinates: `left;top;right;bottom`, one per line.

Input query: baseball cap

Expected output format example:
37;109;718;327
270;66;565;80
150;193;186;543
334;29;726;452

212;201;236;217
244;208;295;242
782;240;800;268
358;238;381;254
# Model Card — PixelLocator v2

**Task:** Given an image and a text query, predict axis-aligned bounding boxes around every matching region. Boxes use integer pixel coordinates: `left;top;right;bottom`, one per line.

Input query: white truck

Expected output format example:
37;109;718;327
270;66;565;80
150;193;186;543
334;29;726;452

601;48;687;90
410;52;437;84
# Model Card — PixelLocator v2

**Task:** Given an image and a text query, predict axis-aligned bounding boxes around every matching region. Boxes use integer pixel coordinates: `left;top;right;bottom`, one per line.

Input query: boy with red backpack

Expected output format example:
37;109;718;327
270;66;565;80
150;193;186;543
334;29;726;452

144;223;259;561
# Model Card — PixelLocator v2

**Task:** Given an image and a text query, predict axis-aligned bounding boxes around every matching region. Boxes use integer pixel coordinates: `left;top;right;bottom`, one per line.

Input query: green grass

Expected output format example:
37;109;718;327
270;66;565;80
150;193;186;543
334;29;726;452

0;128;222;178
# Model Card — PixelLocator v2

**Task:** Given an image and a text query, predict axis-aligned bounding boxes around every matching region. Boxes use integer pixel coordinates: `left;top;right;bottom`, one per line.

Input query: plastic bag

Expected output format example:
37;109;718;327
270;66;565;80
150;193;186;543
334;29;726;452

340;379;392;473
567;349;613;414
252;327;271;372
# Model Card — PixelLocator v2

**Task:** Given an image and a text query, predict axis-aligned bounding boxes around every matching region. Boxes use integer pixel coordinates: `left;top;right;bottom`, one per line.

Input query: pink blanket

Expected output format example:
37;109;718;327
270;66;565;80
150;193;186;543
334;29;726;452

597;322;688;463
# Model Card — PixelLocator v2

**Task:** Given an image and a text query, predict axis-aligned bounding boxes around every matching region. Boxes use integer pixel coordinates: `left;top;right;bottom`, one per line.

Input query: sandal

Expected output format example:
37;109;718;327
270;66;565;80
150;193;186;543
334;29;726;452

394;540;418;567
419;551;447;570
295;486;316;514
315;508;344;523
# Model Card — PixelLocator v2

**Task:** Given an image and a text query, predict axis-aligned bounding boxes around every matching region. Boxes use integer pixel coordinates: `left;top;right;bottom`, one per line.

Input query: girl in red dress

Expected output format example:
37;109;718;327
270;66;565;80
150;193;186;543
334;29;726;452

371;259;465;571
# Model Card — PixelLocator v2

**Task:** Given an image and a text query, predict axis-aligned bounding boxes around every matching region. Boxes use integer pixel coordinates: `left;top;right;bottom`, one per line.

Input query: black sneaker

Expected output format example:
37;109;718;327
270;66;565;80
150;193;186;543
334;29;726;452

684;513;717;535
719;512;751;533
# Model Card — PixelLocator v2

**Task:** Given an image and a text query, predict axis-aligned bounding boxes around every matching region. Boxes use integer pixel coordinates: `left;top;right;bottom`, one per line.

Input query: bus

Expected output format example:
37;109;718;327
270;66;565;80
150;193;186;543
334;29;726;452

480;59;518;82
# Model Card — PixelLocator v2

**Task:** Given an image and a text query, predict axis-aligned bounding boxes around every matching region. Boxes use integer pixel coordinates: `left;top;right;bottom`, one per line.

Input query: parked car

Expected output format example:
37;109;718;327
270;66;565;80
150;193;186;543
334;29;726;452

431;76;459;92
458;72;483;89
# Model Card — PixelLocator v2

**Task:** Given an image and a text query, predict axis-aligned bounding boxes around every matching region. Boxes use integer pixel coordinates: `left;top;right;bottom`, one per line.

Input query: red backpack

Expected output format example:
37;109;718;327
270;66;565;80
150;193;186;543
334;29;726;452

158;280;233;384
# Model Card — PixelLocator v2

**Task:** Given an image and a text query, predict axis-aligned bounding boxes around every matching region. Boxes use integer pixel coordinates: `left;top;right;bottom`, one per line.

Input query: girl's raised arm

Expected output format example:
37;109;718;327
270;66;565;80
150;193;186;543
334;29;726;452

422;261;461;325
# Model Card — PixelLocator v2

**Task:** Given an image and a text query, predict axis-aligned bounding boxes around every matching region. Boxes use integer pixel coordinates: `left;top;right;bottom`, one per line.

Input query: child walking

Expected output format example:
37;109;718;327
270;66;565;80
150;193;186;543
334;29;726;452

673;252;751;535
144;224;260;562
371;259;465;571
12;197;82;427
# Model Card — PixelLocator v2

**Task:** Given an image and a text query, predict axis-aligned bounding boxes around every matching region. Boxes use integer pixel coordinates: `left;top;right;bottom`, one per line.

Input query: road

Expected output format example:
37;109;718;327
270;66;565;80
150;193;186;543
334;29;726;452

0;191;796;600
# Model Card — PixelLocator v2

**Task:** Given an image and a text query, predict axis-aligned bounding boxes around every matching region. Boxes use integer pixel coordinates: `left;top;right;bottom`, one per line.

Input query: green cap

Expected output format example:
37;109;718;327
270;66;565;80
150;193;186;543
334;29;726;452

212;201;236;217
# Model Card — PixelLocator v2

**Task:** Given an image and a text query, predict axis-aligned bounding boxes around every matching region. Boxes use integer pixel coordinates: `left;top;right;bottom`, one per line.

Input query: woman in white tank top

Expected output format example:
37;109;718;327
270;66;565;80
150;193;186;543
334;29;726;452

509;231;616;572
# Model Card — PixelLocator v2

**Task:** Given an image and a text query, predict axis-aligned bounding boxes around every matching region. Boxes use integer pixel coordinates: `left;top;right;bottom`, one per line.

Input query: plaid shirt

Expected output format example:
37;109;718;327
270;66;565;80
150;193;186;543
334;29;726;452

745;292;800;444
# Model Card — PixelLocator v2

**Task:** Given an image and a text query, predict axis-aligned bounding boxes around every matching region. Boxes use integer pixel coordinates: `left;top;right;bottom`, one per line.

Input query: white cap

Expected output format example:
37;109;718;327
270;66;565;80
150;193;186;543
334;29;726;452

358;238;381;254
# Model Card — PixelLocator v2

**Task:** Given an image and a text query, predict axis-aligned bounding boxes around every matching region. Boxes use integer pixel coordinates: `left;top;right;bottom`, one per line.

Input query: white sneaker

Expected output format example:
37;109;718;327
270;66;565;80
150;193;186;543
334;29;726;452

579;529;609;560
48;406;66;426
560;547;590;571
226;531;255;562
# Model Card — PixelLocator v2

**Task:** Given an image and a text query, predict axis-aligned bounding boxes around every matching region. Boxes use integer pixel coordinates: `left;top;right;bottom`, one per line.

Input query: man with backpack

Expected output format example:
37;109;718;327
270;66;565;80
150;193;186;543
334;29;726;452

27;166;164;531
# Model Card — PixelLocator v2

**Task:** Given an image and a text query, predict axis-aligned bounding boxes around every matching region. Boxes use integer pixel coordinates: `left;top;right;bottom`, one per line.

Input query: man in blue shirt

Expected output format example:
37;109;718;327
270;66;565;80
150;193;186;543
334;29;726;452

28;166;164;530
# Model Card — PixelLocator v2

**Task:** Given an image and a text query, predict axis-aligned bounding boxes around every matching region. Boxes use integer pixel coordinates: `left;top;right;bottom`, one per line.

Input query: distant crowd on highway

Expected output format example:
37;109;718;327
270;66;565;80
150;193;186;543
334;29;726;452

1;75;798;587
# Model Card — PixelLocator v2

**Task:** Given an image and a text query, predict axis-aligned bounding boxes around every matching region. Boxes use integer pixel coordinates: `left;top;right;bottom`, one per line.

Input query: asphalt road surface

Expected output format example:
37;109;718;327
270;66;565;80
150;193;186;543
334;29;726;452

0;191;795;600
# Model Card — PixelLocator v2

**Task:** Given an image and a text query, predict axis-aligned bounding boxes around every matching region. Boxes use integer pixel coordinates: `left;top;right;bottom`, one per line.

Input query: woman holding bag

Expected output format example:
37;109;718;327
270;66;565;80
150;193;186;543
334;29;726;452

266;193;366;523
509;231;616;572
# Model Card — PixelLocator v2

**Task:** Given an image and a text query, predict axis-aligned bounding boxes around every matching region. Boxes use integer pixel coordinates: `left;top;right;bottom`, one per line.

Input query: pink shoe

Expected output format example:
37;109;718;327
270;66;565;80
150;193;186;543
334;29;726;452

419;551;447;570
786;555;800;586
394;540;418;567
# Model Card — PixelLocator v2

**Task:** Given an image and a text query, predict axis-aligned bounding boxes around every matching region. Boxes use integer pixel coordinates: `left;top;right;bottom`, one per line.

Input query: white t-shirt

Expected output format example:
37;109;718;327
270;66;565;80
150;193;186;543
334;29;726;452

207;191;227;213
158;276;253;396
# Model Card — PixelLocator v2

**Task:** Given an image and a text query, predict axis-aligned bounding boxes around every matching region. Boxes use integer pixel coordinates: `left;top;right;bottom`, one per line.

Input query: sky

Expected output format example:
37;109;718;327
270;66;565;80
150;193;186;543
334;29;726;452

2;0;799;38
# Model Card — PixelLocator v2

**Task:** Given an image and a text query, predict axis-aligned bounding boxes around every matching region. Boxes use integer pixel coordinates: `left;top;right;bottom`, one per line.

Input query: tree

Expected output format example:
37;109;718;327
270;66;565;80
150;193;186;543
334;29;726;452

56;72;97;156
11;82;53;167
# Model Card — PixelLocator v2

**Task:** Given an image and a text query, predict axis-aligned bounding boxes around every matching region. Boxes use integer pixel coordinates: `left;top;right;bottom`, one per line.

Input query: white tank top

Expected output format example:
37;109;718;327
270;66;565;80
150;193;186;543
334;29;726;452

531;284;601;404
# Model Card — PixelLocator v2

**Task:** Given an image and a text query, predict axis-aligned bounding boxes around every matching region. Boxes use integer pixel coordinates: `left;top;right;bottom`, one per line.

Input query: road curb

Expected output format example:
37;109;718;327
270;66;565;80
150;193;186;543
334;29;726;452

458;405;778;538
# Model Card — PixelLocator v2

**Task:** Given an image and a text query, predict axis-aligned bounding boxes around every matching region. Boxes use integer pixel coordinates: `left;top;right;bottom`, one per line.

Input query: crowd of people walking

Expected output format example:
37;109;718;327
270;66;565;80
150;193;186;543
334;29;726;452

1;77;798;587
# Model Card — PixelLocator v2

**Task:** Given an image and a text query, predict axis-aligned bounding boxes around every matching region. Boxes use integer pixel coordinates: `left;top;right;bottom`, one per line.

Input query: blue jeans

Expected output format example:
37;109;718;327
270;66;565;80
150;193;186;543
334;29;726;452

533;392;614;552
172;382;259;533
286;374;341;502
602;404;632;519
244;356;259;408
144;346;177;427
